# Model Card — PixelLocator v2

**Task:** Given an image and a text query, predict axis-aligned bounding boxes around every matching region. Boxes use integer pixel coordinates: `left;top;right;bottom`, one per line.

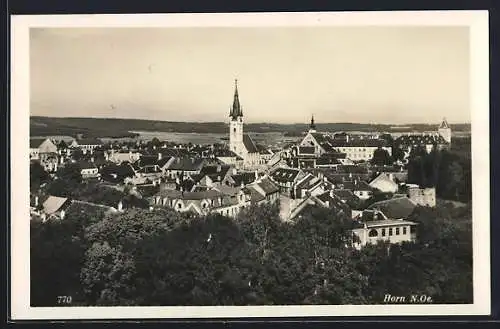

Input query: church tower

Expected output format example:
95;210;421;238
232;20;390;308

438;118;452;144
309;114;317;133
229;79;244;155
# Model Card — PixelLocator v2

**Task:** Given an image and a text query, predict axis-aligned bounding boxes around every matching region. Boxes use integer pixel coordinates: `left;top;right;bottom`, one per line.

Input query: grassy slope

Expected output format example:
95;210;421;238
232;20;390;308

30;116;471;138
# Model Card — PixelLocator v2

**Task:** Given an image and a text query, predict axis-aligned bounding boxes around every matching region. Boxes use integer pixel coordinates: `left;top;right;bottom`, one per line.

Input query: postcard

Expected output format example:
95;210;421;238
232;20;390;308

10;10;490;320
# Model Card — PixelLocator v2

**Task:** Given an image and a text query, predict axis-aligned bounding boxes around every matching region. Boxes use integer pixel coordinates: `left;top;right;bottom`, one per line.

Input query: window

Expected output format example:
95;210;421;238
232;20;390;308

396;228;400;235
368;229;378;237
233;128;236;133
177;203;182;209
389;228;393;236
403;227;407;234
381;228;386;237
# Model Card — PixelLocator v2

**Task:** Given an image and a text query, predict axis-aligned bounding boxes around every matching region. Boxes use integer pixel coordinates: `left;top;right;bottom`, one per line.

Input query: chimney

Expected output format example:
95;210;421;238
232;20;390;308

158;152;162;161
217;165;221;173
240;181;245;188
254;171;259;181
233;168;237;175
34;196;39;207
117;200;123;212
389;173;394;181
91;156;95;163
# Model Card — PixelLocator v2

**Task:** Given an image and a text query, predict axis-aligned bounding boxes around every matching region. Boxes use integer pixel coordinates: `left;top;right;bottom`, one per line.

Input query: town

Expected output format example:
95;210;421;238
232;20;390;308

29;80;472;306
30;80;454;249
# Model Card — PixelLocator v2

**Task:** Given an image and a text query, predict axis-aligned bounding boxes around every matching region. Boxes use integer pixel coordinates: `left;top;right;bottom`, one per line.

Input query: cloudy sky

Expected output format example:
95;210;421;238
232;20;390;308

30;26;470;124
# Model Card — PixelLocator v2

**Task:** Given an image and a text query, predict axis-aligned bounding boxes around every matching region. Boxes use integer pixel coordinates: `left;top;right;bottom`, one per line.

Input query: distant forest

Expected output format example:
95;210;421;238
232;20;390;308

30;116;471;138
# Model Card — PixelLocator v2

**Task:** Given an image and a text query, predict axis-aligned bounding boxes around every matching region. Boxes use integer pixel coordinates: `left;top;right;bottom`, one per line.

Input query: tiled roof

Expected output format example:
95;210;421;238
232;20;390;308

136;155;158;167
231;172;257;186
168;157;204;171
200;165;231;178
213;149;240;158
270;168;301;183
364;219;418;228
245;186;266;203
395;134;448;146
368;197;417;219
157;156;174;168
257;178;280;194
310;133;389;149
243;134;259;153
42;196;69;214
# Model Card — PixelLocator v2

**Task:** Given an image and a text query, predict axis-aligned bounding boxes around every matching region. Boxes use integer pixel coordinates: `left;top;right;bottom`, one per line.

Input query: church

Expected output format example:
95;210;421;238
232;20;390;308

227;80;265;169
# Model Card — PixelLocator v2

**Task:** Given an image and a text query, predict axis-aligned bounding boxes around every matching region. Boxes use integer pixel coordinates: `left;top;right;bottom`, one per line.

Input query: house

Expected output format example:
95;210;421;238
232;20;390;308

196;164;233;187
80;161;101;180
106;150;142;164
244;177;280;205
70;137;103;153
292;173;325;199
41;195;72;221
351;215;418;249
269;167;305;196
299;119;391;161
30;138;59;172
223;171;258;188
30;138;58;160
351;181;374;200
369;172;399;193
165;157;205;179
150;189;250;218
284;190;351;221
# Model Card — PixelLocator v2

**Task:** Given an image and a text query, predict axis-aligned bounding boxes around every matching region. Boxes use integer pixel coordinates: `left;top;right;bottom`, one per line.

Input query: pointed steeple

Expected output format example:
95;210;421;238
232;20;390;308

439;117;449;129
309;114;317;133
310;114;316;130
230;79;242;119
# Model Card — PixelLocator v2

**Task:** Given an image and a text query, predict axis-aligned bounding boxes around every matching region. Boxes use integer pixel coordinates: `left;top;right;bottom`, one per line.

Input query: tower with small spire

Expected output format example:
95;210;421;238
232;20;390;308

229;79;245;155
309;115;317;133
438;118;452;144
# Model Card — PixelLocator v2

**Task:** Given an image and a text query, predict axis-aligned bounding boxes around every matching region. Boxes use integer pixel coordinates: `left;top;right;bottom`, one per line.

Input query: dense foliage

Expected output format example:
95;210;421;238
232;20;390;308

31;199;472;306
406;139;471;202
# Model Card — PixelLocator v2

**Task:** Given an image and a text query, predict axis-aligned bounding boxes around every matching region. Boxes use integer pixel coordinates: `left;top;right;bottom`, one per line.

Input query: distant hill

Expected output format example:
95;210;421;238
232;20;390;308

30;116;471;138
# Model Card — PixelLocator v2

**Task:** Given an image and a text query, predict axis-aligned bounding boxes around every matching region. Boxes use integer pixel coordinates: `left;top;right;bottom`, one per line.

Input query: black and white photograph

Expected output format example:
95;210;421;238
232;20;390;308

10;11;490;319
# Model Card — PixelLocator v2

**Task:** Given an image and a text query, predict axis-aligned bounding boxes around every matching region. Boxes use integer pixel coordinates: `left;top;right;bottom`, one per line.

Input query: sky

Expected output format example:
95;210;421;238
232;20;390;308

30;26;470;124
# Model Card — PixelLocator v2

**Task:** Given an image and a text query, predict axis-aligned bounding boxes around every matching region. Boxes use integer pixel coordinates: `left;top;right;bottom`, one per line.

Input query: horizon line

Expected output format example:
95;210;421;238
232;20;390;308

30;115;471;126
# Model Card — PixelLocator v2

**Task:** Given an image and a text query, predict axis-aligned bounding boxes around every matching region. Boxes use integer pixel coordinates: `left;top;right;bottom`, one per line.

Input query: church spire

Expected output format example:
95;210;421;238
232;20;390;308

230;79;243;119
309;114;317;133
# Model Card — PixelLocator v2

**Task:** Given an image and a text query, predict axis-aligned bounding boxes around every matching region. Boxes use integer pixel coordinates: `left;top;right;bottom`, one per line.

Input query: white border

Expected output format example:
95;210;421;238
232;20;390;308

11;11;490;320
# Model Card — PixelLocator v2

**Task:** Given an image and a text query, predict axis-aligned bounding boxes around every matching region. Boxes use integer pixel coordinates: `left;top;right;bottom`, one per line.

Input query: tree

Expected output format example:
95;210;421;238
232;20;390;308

392;146;405;163
30;161;49;191
30;203;107;306
371;147;392;166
